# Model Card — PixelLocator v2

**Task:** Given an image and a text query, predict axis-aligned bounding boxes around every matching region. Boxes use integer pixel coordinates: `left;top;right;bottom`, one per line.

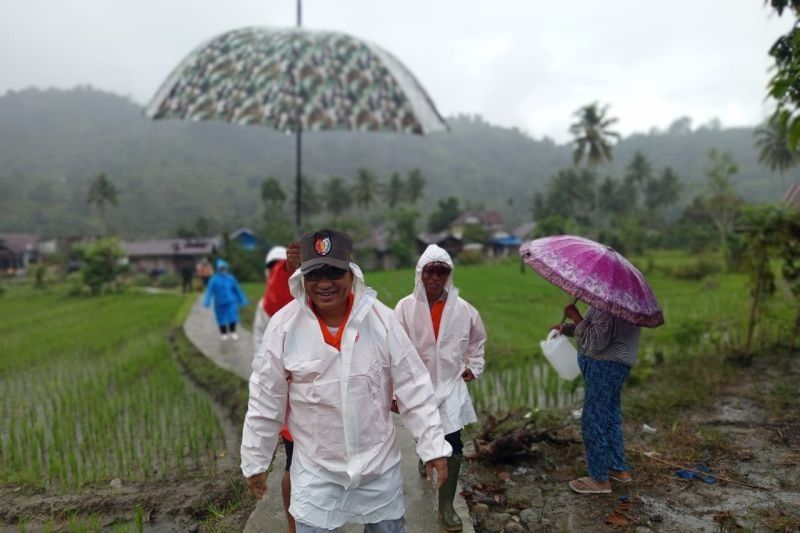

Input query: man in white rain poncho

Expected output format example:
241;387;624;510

395;245;486;532
241;229;452;532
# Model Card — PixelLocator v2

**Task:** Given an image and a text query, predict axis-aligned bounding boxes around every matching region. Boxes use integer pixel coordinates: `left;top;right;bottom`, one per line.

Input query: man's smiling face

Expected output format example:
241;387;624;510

304;266;353;316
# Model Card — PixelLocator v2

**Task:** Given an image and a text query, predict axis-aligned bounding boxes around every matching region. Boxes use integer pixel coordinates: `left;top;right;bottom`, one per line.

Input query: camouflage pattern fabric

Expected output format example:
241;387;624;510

146;27;447;134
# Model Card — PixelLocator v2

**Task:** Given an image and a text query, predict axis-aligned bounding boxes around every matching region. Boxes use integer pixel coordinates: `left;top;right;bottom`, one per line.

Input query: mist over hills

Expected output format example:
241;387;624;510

0;87;793;238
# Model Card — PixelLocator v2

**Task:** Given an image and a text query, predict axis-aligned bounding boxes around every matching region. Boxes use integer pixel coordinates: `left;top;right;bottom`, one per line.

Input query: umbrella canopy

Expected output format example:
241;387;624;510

146;27;446;227
145;27;447;134
519;235;664;328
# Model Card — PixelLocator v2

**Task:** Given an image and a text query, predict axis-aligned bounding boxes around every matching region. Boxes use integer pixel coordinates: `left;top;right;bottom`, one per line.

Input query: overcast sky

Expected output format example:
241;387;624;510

0;0;793;142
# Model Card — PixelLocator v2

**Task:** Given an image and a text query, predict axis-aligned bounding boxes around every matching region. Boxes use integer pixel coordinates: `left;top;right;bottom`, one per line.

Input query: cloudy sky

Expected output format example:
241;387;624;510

0;0;793;142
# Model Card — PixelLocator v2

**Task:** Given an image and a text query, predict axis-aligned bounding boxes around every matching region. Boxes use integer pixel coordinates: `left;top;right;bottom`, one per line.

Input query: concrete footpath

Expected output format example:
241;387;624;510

184;296;473;533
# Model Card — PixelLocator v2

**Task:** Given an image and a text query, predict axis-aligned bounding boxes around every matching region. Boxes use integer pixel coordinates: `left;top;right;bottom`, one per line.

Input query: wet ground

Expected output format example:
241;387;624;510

460;354;800;532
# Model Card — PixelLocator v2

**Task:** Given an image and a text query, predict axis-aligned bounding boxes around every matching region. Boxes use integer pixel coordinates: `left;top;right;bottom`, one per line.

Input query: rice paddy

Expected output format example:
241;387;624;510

242;252;772;412
0;286;225;491
2;250;782;493
323;252;786;411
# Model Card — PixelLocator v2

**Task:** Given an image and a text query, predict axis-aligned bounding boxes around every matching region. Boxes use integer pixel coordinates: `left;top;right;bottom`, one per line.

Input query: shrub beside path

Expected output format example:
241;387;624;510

184;296;473;532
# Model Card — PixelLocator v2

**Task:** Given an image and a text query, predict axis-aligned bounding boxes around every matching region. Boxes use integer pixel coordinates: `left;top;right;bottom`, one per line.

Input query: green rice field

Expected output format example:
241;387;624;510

243;251;791;411
2;250;783;492
0;286;225;491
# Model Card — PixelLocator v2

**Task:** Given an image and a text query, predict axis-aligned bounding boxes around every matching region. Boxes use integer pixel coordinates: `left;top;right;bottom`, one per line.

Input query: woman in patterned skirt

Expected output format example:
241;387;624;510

556;303;640;494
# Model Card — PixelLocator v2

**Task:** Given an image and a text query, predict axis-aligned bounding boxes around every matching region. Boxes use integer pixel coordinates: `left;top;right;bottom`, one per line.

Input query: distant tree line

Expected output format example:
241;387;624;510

530;101;783;264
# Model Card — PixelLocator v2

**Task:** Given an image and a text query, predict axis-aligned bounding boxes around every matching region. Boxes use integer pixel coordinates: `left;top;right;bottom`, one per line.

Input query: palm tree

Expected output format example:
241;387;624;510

86;173;119;235
623;151;653;208
406;169;425;205
644;167;682;212
569;102;620;167
624;152;652;187
324;176;353;216
352;168;379;210
755;116;798;181
384;173;404;208
293;175;320;219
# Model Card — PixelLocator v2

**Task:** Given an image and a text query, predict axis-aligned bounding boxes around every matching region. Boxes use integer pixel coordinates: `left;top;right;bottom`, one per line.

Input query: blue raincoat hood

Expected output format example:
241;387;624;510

216;258;229;271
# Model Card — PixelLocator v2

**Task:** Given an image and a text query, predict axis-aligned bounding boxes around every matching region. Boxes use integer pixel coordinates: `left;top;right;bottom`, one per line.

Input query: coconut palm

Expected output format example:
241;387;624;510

569;102;620;167
292;175;321;219
406;169;426;205
623;151;653;208
352;168;379;210
325;176;353;216
624;152;653;188
384;172;404;208
755;116;798;179
86;173;119;235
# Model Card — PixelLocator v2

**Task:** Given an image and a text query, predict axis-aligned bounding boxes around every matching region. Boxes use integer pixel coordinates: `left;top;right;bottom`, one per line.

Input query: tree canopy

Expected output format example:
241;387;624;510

569;102;620;167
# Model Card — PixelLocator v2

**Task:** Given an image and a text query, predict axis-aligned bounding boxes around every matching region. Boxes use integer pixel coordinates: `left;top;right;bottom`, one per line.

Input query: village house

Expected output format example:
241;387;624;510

0;233;39;273
354;226;397;271
229;227;258;251
121;237;219;276
415;231;463;258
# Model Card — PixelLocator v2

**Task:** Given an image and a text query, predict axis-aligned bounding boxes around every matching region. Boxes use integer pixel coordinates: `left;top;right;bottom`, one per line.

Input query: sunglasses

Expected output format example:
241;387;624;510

303;266;349;282
423;266;451;277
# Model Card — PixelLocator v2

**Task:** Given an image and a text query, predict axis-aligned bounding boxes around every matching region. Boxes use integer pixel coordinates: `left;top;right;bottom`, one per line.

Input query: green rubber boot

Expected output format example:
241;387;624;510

438;454;463;531
418;458;426;477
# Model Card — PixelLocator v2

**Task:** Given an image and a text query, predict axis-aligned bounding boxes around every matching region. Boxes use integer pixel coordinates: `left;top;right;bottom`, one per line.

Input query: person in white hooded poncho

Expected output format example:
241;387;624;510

394;244;486;532
241;229;452;532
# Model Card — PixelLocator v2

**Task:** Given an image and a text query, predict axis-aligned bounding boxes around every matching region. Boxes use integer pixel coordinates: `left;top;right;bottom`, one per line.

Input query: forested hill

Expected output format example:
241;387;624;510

0;87;794;238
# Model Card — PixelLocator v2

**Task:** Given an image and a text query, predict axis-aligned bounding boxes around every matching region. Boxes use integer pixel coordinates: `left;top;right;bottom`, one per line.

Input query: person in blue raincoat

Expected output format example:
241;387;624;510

203;258;248;341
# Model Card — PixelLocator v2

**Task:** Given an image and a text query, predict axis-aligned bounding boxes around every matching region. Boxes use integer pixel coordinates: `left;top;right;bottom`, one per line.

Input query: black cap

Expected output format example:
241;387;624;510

300;229;353;274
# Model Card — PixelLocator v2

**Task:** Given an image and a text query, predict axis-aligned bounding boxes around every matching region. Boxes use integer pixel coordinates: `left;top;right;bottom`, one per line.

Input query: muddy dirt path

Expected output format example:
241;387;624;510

460;354;800;532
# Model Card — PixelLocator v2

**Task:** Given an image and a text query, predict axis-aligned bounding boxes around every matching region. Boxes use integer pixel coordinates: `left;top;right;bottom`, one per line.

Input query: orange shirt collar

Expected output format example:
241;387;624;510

310;293;354;351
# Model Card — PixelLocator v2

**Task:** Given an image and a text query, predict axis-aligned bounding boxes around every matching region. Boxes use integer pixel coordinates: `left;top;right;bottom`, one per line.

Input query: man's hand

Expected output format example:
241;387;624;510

286;242;301;273
461;368;475;382
549;323;564;333
246;472;268;500
426;457;448;489
564;304;583;324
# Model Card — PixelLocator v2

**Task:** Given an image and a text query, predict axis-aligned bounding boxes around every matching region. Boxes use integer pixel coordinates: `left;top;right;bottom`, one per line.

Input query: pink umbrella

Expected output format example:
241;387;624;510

519;235;664;328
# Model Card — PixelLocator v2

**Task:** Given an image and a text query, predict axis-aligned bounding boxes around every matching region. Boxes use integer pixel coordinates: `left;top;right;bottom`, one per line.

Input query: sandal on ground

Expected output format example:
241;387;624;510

569;477;612;494
608;470;632;483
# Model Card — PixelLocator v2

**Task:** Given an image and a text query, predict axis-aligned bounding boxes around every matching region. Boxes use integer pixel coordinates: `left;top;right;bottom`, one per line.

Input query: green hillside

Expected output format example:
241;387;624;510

0;87;794;237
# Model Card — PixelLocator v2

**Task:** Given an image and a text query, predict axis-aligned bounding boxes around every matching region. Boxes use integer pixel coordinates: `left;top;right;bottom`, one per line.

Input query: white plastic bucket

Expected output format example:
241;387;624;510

539;329;581;380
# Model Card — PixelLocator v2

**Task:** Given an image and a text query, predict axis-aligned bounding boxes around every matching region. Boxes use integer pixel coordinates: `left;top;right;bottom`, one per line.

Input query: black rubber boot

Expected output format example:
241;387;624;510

438;454;463;531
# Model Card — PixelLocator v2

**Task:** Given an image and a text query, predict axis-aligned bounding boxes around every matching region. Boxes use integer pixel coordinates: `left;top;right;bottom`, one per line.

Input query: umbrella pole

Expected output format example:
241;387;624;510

297;0;302;27
294;0;303;233
295;129;302;231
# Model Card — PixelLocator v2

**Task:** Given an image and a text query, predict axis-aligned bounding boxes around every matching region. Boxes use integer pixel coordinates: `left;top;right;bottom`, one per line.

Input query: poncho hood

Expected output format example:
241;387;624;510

414;244;455;300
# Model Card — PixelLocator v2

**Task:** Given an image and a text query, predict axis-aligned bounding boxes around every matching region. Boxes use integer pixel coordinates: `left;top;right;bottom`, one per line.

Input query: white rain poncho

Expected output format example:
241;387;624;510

241;263;452;528
252;300;269;348
394;245;486;436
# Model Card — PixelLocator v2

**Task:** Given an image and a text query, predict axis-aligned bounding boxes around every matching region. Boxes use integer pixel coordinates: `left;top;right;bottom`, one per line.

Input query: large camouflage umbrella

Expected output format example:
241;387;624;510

145;25;447;226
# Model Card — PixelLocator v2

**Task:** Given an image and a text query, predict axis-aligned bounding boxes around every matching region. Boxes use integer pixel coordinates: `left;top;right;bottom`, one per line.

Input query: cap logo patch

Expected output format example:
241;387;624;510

315;236;332;256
